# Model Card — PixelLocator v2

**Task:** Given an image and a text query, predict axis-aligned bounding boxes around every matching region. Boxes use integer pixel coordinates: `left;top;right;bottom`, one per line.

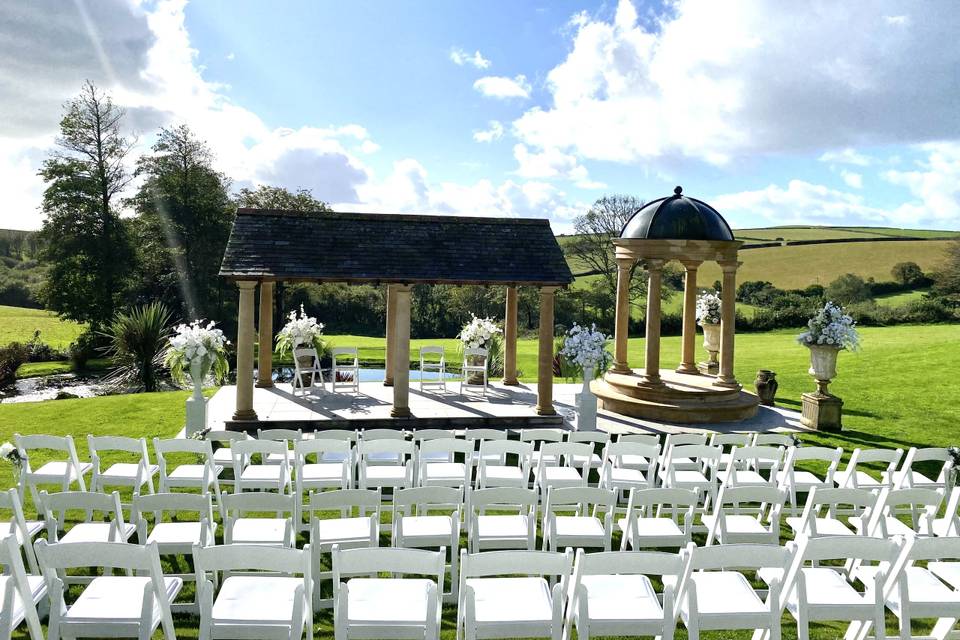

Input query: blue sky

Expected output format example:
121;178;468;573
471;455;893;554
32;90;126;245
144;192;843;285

2;0;960;232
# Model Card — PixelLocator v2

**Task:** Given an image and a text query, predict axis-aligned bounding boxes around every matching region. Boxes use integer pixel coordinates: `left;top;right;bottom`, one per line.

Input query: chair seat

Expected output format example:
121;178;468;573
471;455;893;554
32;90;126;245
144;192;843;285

617;454;650;469
553;516;604;539
933;517;960;537
476;515;529;540
147;522;210;548
892;470;938;487
364;466;408;483
168;464;223;483
928;562;960;590
2;519;43;543
300;463;346;482
608;467;647;485
61;522;136;544
231;518;288;546
579;574;662;622
726;470;768;486
850;515;919;537
240;466;289;482
29;460;92;482
0;575;45;623
776;470;827;488
264;453;291;465
687;572;767;615
315;517;374;545
399;515;454;540
344;578;434;624
67;576;182;623
860;566;960;608
785;516;855;537
617;517;685;539
213;449;236;465
482;466;524;484
796;568;871;608
670;470;710;485
100;463;159;483
533;466;583;484
423;463;467;482
835;470;885;489
467;577;553;623
570;453;603;468
212;576;303;625
701;514;769;535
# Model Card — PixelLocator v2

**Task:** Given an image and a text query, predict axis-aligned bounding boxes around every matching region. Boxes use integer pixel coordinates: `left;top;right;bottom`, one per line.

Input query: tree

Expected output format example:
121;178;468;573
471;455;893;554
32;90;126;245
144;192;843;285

826;273;872;305
37;81;136;329
129;124;234;320
235;185;331;212
932;238;960;303
891;261;925;286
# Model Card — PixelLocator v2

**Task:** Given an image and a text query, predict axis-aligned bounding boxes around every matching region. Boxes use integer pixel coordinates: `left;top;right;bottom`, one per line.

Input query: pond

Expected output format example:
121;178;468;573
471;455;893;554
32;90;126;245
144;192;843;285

268;367;460;383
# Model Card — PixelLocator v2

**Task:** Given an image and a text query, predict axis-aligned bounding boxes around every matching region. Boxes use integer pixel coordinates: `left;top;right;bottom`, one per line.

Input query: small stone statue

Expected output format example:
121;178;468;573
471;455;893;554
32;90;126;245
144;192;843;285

754;370;778;406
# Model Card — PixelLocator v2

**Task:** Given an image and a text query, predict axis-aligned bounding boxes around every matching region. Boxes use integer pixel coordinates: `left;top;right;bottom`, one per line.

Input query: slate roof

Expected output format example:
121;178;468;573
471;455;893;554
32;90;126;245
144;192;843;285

219;209;574;286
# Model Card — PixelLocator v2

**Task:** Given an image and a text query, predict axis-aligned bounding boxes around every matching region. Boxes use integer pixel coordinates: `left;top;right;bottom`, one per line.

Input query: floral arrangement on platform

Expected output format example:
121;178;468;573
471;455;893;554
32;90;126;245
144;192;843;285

560;323;612;374
696;291;722;325
164;320;230;387
797;301;860;351
459;315;501;350
0;442;24;470
276;305;326;357
948;447;960;487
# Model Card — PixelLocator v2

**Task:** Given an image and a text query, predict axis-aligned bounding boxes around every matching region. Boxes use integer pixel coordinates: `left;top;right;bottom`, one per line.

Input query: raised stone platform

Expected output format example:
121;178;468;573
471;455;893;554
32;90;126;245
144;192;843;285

591;369;760;423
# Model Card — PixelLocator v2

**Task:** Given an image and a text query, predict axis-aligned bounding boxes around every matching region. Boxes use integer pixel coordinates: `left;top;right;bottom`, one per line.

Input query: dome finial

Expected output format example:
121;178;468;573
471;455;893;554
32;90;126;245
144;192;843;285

674;185;683;196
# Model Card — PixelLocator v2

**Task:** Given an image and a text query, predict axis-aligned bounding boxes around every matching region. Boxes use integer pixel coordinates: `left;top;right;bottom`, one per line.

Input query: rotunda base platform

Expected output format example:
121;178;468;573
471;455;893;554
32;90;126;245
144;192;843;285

591;369;759;424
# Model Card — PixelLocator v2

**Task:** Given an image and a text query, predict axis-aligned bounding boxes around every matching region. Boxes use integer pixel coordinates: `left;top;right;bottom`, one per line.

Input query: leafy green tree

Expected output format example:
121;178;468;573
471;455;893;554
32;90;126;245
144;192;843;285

37;81;136;328
891;261;924;286
235;185;331;212
826;273;872;304
932;239;960;304
101;301;173;392
129;125;234;320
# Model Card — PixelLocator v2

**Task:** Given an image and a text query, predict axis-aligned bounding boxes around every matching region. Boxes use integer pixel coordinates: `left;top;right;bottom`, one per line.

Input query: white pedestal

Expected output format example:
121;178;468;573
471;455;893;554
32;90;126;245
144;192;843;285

576;366;598;431
185;359;208;437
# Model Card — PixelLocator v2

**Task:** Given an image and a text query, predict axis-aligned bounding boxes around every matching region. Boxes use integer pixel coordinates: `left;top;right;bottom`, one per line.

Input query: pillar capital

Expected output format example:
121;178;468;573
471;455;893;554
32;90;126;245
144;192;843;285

616;256;636;269
237;280;258;290
644;258;666;271
538;285;559;295
717;260;742;273
679;259;703;271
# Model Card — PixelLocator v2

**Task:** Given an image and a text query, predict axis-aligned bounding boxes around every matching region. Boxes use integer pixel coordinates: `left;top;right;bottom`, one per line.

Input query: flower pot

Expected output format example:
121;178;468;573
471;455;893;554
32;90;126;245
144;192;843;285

700;323;721;374
754;369;778;406
807;345;840;382
576;365;598;431
185;357;210;437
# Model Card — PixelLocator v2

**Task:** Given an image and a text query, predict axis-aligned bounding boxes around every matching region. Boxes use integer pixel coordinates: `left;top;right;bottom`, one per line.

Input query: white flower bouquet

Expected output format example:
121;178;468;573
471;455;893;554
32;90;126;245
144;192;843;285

164;320;231;387
459;315;502;350
560;323;612;374
276;304;326;357
696;291;722;325
797;301;860;350
0;442;24;469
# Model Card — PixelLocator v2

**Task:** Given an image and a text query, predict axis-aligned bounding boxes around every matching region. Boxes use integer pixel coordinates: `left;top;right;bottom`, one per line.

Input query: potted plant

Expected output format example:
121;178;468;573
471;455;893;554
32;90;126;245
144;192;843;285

696;290;722;373
276;305;327;384
796;301;860;390
459;315;502;384
560;323;612;431
164;321;230;436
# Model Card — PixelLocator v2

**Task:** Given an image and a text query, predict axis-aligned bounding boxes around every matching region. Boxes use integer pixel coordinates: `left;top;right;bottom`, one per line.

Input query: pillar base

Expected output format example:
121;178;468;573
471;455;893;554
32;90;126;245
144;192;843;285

535;405;557;416
637;374;665;389
255;380;274;389
232;409;258;421
801;392;843;431
390;407;411;418
383;380;394;387
713;376;741;390
698;361;719;376
675;363;700;375
611;362;633;374
502;377;520;386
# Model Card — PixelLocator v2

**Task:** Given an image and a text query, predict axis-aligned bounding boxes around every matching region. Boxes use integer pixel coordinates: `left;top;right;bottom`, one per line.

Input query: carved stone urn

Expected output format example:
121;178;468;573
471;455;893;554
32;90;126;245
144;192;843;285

754;369;778;406
699;323;721;375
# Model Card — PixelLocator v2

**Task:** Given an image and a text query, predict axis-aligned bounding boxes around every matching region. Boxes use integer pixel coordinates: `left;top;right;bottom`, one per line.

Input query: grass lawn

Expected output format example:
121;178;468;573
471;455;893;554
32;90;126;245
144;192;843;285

0;305;84;349
875;288;929;308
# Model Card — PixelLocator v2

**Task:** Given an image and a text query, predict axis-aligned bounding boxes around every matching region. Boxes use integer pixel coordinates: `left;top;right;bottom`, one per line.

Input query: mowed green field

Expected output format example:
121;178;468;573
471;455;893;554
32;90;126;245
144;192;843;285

0;305;84;349
734;226;960;242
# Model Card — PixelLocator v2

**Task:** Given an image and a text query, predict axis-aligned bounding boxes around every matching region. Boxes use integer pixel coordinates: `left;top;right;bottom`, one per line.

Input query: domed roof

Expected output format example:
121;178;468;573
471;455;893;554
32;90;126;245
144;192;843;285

620;186;734;241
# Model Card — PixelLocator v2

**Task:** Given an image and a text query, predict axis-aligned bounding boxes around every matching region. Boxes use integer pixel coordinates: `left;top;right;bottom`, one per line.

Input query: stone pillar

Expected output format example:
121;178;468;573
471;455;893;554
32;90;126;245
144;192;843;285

233;280;258;420
677;261;702;375
384;284;396;387
390;285;413;418
612;257;634;373
503;286;519;385
256;281;274;388
715;261;741;388
641;259;665;387
535;286;558;416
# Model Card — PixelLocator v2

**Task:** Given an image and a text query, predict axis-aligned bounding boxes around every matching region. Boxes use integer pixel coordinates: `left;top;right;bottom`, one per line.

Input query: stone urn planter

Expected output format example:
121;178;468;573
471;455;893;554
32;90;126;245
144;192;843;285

801;344;844;432
808;344;840;385
754;369;778;406
185;357;210;437
699;323;720;374
575;365;598;431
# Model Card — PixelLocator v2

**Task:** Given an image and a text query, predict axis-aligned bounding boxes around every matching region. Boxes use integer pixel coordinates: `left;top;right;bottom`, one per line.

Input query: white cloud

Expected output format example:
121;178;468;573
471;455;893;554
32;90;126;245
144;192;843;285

841;170;863;189
474;75;531;99
473;120;504;143
225;52;235;61
711;180;889;227
449;47;491;69
882;143;960;224
819;148;874;166
358;140;380;154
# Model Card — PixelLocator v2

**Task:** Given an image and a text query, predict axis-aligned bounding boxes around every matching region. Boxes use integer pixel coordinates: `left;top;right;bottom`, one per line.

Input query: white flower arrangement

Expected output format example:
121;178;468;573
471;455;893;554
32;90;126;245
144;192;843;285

459;315;502;350
276;304;326;357
0;442;24;469
696;291;722;325
164;320;231;387
560;323;612;372
797;301;860;351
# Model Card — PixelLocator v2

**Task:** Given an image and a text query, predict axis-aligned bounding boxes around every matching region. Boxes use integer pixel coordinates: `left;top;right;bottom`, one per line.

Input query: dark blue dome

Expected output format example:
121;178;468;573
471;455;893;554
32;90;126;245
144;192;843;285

620;186;734;241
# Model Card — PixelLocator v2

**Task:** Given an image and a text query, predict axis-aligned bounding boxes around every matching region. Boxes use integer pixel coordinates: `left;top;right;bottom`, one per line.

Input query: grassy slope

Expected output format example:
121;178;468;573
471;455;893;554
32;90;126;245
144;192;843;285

0;305;84;349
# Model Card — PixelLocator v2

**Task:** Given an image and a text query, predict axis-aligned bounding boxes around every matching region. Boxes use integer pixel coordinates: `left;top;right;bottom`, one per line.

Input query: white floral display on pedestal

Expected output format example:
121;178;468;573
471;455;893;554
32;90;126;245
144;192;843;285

164;321;230;436
560;323;612;431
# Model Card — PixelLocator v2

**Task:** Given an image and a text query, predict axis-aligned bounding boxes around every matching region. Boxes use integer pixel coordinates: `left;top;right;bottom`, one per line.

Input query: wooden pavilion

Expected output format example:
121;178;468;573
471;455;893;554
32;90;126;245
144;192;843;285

218;209;574;423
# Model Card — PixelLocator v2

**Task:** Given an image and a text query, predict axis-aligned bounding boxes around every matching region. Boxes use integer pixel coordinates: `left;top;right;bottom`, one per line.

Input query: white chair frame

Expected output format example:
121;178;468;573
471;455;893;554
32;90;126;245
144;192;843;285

87;435;158;499
834;447;904;492
785;486;879;539
776;445;843;514
467;487;538;552
294;438;354;531
14;434;91;515
392;486;463;603
153;437;224;515
0;533;44;640
418;438;474;488
331;347;361;393
460;347;489;398
701;485;787;546
222;491;296;548
419;346;447;392
232;439;293;493
475;439;533;489
542;486;616;552
892;447;953;493
0;488;41;574
619;488;698;550
293;344;326;395
357;439;415;492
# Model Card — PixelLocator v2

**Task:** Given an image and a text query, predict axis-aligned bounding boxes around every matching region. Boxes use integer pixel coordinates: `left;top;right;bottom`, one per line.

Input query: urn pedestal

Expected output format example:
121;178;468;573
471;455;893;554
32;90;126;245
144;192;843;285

697;323;720;375
575;366;598;431
185;358;208;437
800;345;843;431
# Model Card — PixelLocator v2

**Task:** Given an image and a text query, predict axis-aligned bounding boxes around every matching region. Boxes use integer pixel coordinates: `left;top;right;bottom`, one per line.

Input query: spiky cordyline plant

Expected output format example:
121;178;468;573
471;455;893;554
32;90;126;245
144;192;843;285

101;302;173;392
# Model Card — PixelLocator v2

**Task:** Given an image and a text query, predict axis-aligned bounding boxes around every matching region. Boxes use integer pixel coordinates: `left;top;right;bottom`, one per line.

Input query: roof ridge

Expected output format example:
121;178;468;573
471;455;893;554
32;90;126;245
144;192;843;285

235;209;551;226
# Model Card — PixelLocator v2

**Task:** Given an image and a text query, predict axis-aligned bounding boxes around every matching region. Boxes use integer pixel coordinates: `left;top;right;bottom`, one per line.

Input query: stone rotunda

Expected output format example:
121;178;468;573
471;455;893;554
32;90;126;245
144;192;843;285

591;186;760;423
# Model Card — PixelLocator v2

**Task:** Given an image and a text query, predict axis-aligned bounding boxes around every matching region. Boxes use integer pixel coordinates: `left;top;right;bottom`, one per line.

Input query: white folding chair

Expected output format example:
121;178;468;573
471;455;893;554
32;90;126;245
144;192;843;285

418;438;473;488
521;429;566;469
87;435;158;499
750;432;797;471
40;490;135;552
0;534;44;640
467;487;538;552
293;344;325;395
314;429;359;462
0;489;41;574
307;489;381;609
887;536;960;640
659;433;707;472
776;445;843;514
206;430;250;489
360;428;408;466
834;447;904;492
153;437;224;515
223;491;296;547
392;486;462;603
618;488;698;550
679;542;795;640
600;441;660;502
133;492;216;613
934;487;960;537
532;442;591;502
701;485;787;545
258;428;303;465
195;543;313;640
14;434;91;514
892;447;954;493
720;445;783;489
464;428;508;468
542;486;616;551
851;487;943;538
232;439;292;493
709;433;753;472
458;549;574;640
357;439;415;492
658;444;722;512
333;546;444;640
294;439;354;531
475;439;533;489
786;487;879;539
419;346;447;392
332;347;360;393
566;431;609;470
413;429;458;459
460;347;489;398
35;540;180;640
771;535;906;640
614;433;661;472
566;548;686;640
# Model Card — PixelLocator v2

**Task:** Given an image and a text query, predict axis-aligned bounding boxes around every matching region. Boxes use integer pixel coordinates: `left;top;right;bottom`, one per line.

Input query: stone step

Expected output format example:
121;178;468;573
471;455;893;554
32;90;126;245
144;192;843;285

592;379;759;424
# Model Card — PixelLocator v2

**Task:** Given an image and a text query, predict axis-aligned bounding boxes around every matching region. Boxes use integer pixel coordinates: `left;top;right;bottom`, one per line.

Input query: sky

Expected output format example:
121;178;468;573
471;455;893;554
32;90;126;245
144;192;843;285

2;0;960;233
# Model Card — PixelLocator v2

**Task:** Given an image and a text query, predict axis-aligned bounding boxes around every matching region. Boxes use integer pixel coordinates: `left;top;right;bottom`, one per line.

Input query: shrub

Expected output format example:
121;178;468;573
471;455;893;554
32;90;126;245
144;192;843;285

891;261;925;286
68;330;102;370
101;302;174;392
25;331;65;362
826;273;873;304
0;342;30;387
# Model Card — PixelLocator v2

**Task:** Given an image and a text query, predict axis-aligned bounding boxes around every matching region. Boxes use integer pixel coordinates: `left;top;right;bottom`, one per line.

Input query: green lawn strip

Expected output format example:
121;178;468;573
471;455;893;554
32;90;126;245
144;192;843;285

15;358;111;379
0;305;85;349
